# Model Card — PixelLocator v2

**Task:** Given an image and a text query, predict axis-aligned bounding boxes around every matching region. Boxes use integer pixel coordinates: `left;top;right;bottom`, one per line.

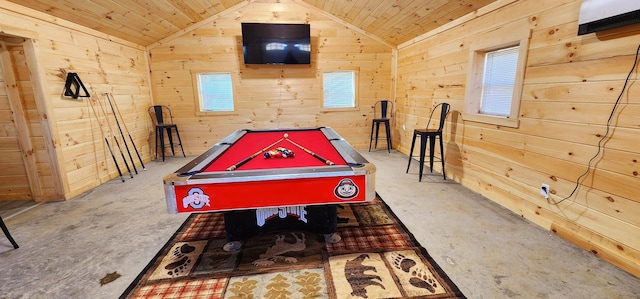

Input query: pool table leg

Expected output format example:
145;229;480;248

223;241;242;252
324;232;342;243
319;206;341;243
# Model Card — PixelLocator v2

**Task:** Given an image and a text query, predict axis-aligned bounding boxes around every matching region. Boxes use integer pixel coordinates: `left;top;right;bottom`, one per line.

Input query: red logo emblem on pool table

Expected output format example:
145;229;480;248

182;188;211;210
334;178;359;200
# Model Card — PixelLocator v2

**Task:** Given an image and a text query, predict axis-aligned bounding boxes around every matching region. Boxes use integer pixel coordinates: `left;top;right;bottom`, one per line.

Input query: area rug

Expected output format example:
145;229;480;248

120;195;465;298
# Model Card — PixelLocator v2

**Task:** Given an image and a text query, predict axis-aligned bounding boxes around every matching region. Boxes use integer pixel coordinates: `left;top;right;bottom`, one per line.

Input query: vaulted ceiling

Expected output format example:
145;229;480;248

8;0;499;47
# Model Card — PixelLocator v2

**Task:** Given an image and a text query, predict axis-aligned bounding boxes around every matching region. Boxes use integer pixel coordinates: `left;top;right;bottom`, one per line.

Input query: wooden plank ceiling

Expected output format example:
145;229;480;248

6;0;499;47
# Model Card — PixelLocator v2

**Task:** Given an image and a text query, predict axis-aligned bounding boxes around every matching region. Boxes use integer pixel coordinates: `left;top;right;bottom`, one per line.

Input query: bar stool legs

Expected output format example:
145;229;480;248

149;105;186;162
406;102;449;181
0;216;19;249
369;100;393;153
406;130;446;181
174;128;186;158
369;119;391;153
154;125;185;161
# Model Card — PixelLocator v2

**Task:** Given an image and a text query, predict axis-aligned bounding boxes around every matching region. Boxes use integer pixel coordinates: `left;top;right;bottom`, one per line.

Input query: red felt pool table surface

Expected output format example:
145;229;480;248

203;130;347;172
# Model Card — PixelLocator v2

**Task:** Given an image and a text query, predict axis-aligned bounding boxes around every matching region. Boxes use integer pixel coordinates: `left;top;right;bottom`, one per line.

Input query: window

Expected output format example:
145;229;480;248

464;30;530;128
195;73;234;112
323;71;356;108
481;46;519;117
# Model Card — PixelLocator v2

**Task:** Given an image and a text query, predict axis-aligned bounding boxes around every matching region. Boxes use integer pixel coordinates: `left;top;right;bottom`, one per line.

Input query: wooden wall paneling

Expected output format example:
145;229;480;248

539;197;640;280
527;102;640;131
463;136;640;250
396;0;640;276
0;47;31;200
22;39;66;200
5;41;59;201
0;5;153;200
522;81;640;105
463;120;640;229
550;221;640;278
566;186;640;230
148;0;393;154
0;40;40;200
526;55;640;85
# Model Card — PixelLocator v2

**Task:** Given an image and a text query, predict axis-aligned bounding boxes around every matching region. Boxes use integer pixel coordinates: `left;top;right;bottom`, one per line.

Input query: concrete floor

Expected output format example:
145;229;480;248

0;150;638;298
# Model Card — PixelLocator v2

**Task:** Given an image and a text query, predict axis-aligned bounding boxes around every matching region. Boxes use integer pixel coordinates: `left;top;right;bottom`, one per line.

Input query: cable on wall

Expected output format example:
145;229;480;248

549;43;640;205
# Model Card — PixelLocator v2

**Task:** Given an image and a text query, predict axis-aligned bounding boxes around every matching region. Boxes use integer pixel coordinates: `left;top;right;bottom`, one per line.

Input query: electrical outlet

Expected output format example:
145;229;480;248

540;183;550;199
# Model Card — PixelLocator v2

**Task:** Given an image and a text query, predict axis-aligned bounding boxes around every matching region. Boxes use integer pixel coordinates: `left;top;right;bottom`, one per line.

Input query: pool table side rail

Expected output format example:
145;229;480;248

163;127;376;214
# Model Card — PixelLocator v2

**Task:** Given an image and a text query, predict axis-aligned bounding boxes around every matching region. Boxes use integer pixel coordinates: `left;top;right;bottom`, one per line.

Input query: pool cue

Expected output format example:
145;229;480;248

96;94;134;179
226;137;284;171
105;93;138;174
284;136;334;165
88;97;124;182
106;93;146;170
86;97;105;183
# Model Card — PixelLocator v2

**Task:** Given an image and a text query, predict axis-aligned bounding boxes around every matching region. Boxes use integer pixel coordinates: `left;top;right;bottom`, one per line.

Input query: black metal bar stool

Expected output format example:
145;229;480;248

0;215;19;249
406;102;450;181
369;100;393;153
148;105;186;161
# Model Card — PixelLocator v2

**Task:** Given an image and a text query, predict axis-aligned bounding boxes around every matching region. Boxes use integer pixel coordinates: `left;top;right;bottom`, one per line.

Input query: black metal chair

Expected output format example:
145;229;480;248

148;105;186;161
0;215;19;249
406;102;450;181
369;100;393;153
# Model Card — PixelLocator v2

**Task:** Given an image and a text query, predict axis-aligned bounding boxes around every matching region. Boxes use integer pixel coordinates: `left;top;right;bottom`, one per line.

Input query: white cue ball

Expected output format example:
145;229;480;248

284;133;289;138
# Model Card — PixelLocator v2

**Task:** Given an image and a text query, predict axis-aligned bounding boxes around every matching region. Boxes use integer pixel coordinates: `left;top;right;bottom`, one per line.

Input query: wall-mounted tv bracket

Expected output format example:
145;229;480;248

63;72;90;99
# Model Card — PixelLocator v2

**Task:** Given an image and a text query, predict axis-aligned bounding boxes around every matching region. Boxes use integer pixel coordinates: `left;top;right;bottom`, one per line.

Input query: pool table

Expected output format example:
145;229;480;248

162;127;376;249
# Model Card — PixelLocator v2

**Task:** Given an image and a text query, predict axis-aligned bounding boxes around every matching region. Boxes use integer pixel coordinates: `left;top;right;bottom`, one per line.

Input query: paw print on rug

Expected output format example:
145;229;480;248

173;243;196;257
391;252;416;272
165;244;196;277
148;241;207;281
408;267;438;293
387;251;443;295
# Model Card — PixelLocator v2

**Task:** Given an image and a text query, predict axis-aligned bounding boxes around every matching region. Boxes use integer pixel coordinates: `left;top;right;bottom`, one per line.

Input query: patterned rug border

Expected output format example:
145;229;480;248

119;212;200;298
374;195;463;296
120;193;466;298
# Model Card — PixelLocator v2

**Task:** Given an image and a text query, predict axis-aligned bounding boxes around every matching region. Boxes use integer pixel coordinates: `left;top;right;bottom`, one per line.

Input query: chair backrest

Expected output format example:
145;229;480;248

373;100;393;119
148;105;173;126
426;103;450;132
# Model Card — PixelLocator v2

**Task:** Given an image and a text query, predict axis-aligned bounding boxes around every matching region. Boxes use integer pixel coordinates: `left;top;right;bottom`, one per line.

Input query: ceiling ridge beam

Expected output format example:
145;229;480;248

292;0;395;49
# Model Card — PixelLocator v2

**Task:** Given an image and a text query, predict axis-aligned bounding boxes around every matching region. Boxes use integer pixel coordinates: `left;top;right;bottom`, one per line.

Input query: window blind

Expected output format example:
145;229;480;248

199;73;234;111
480;46;519;117
323;71;355;108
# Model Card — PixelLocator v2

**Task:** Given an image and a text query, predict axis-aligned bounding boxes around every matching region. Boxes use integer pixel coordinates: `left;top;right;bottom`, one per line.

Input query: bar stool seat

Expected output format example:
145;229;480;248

0;215;19;249
148;105;185;161
406;103;449;181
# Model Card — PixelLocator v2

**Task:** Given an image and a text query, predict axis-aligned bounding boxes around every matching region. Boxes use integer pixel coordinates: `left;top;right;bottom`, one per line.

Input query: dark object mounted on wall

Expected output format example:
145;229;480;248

578;0;640;35
63;72;90;99
241;23;311;64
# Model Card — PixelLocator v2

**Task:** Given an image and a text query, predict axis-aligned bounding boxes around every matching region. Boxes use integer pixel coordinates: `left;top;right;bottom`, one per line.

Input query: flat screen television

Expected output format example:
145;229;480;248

241;23;311;64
